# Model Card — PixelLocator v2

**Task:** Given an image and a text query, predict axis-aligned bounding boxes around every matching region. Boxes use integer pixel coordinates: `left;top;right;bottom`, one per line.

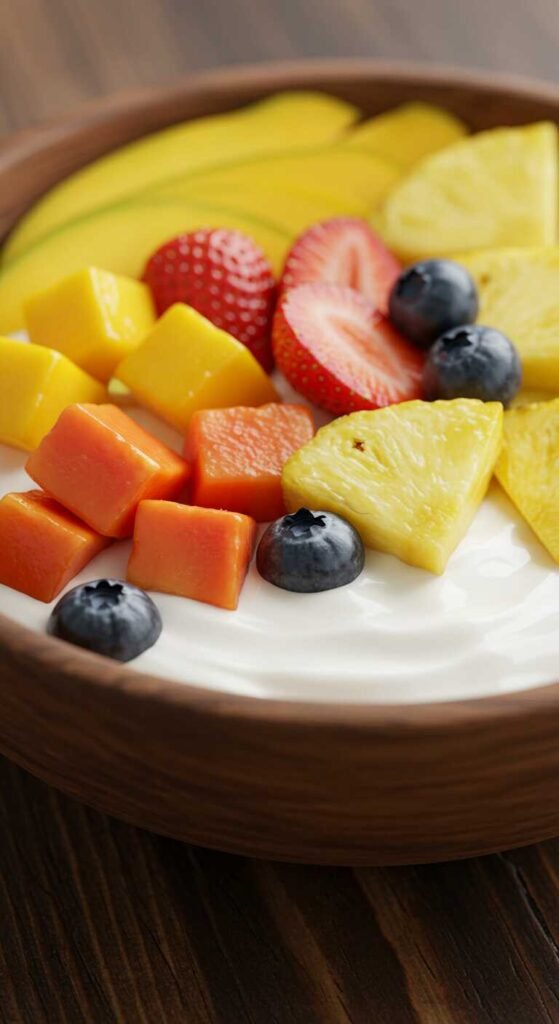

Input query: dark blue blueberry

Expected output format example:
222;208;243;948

47;579;162;661
256;508;365;593
422;324;522;405
389;259;479;348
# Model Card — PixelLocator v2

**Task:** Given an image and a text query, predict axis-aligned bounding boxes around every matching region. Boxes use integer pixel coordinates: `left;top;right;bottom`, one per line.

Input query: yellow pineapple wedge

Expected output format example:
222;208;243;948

510;389;559;408
282;399;503;575
495;400;559;562
344;102;467;167
377;123;557;261
457;248;559;391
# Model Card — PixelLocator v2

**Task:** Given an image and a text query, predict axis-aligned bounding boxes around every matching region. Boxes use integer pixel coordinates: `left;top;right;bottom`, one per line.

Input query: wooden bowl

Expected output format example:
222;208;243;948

2;60;559;866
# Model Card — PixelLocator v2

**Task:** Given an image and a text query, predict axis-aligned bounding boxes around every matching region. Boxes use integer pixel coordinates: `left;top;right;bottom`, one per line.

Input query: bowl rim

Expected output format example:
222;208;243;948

3;57;559;731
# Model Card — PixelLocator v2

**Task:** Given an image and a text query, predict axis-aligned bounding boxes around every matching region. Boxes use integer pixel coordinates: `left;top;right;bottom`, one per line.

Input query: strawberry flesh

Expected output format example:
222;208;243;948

280;218;401;315
273;283;424;416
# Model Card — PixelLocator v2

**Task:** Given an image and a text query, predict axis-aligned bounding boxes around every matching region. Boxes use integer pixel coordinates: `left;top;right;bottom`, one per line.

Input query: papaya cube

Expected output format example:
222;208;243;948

115;304;278;432
0;490;110;603
25;267;156;382
184;403;315;521
26;404;190;538
128;501;256;610
0;336;106;451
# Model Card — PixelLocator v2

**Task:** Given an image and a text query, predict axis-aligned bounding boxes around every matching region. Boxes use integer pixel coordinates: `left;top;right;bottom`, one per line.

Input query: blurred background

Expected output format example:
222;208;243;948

3;0;559;133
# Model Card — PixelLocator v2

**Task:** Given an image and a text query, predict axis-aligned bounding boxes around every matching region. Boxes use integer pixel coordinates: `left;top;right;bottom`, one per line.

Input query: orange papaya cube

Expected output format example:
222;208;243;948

127;501;256;610
26;403;190;538
184;403;315;521
0;490;110;603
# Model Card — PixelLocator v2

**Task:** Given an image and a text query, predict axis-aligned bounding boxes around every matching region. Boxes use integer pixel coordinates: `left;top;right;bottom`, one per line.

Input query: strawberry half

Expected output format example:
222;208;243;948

143;229;277;371
273;283;424;416
279;217;401;314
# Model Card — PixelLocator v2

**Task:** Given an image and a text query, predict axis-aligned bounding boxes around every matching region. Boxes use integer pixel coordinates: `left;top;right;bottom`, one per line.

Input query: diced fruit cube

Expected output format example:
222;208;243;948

127;501;256;610
184;403;315;522
0;336;106;451
344;102;467;167
116;304;278;431
495;400;559;562
26;404;189;538
378;123;558;261
457;248;559;391
282;399;503;574
0;490;110;603
25;267;155;382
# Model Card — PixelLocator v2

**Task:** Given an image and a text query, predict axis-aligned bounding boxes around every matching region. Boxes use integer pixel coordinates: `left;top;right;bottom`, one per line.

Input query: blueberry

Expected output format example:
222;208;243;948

256;507;365;593
47;579;162;662
422;325;522;405
389;259;478;348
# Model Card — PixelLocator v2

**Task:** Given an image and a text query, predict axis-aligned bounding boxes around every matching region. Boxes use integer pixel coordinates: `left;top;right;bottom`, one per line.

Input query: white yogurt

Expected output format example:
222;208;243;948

1;359;558;705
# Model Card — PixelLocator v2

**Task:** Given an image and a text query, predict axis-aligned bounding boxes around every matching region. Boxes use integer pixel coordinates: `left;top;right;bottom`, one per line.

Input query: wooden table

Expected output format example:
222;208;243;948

4;2;559;1021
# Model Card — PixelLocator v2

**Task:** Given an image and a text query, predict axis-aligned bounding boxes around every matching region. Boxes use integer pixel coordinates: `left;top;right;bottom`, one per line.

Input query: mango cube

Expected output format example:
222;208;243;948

115;304;278;432
0;336;106;451
0;490;110;603
26;403;190;537
25;267;155;382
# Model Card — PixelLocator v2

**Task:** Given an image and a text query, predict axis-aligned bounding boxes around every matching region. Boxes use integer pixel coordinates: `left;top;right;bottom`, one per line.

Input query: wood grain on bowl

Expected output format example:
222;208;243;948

2;60;559;865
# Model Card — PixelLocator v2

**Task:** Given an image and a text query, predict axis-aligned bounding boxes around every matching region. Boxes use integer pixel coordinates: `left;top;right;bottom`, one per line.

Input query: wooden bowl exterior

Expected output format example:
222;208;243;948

2;60;559;865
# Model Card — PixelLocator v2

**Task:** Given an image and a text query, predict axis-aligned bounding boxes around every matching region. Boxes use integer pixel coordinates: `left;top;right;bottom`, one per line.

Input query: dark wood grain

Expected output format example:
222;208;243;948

4;3;559;1021
4;759;559;1023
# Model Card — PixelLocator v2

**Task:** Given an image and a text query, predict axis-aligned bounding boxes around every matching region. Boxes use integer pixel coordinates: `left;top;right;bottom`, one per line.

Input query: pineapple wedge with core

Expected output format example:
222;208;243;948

378;123;557;261
344;102;467;167
457;248;559;391
495;400;559;563
282;399;503;575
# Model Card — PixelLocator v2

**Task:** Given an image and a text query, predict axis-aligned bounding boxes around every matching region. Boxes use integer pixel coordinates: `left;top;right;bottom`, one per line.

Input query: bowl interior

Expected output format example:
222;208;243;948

2;61;559;709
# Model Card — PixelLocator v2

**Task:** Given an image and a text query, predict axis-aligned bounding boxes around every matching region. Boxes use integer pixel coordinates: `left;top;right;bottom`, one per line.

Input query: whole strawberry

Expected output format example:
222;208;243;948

143;229;277;371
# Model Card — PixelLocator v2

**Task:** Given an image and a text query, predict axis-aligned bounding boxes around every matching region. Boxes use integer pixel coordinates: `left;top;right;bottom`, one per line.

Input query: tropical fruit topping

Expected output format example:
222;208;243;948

127;501;256;611
282;399;503;574
26;403;189;538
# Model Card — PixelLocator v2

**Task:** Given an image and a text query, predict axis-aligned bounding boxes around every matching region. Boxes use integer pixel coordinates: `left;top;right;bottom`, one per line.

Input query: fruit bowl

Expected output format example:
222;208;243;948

3;60;559;865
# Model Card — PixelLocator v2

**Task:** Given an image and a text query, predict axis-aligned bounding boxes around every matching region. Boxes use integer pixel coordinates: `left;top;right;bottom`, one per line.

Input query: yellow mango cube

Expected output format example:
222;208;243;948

115;304;278;432
0;337;106;451
24;267;155;382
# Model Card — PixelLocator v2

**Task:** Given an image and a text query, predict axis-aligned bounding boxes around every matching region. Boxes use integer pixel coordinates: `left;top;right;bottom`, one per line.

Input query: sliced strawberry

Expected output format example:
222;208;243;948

273;283;424;416
143;229;277;371
280;217;401;315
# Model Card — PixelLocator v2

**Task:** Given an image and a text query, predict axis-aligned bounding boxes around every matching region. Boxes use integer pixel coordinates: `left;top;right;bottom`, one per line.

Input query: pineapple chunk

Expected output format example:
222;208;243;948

457;248;559;391
378;123;557;261
510;389;559;408
495;400;559;562
344;102;467;167
282;399;503;574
